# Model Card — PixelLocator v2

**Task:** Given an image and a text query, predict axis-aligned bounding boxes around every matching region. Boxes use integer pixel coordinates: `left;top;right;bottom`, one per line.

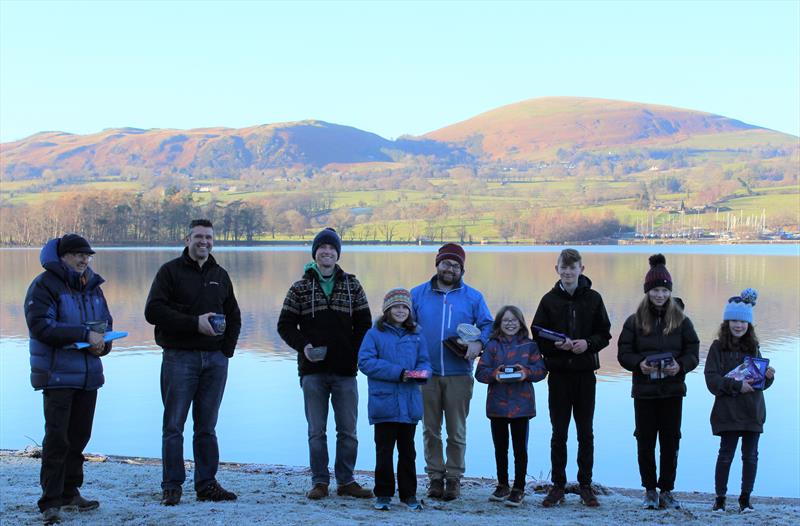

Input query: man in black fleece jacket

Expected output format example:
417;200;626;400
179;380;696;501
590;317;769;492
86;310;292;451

277;228;373;500
144;219;241;506
532;249;611;508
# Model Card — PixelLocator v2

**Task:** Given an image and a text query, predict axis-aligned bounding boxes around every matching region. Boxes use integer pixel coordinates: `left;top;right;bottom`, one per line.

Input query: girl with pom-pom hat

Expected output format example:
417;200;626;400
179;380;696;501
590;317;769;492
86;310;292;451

617;254;700;511
704;288;775;513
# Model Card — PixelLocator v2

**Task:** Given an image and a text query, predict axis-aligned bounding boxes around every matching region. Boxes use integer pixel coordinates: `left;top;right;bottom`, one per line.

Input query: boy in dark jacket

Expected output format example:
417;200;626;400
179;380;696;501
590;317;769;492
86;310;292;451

25;234;112;524
277;227;373;501
531;248;611;508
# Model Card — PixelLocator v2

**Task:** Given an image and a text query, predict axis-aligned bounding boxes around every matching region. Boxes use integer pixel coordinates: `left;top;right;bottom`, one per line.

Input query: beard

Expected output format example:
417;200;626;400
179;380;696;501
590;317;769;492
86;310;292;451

436;269;458;286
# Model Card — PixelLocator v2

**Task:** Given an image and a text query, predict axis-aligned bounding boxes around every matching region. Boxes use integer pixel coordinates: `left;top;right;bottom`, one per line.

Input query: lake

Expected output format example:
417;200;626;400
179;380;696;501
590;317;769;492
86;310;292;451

1;245;798;497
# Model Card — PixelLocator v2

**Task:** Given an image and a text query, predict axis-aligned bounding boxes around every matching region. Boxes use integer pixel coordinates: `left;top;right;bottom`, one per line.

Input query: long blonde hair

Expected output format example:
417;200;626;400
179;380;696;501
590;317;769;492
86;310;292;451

635;295;685;336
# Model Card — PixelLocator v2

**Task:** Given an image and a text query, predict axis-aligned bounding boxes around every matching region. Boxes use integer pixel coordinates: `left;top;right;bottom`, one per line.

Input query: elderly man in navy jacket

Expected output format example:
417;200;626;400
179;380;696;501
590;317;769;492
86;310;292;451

25;233;112;524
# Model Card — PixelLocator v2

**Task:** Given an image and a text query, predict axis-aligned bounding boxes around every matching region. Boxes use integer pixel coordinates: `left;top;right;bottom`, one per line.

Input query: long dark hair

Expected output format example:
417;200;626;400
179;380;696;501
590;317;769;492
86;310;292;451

489;305;530;340
376;310;418;332
717;321;759;355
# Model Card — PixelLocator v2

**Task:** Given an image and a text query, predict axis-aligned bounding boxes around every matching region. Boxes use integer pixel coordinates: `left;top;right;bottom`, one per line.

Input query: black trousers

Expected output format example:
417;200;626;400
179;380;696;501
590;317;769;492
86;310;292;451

374;422;417;500
715;431;760;497
39;388;98;512
490;417;529;489
634;396;682;491
548;371;596;487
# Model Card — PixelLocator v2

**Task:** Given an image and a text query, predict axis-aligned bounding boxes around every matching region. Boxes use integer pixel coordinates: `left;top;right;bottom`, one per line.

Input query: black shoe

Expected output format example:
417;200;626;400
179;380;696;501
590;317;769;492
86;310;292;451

739;494;754;513
196;481;237;502
443;478;460;501
63;491;100;511
542;486;565;507
161;487;182;506
427;479;444;499
659;490;681;510
506;488;525;507
489;484;511;502
41;507;61;525
401;496;424;510
713;496;726;512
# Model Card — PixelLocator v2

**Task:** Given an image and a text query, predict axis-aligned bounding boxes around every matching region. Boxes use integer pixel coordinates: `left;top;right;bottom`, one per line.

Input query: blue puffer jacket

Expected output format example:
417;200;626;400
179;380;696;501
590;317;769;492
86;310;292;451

358;323;432;425
411;277;493;376
24;238;112;390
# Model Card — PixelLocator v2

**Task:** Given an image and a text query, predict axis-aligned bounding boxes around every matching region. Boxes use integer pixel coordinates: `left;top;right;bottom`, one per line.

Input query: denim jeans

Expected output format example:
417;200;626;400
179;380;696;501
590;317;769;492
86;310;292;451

715;431;760;496
161;349;228;491
300;373;359;486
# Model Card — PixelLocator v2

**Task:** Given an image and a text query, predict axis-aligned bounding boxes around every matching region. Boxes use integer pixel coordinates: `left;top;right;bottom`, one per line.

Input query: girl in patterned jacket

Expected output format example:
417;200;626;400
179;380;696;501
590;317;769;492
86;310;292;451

475;305;547;507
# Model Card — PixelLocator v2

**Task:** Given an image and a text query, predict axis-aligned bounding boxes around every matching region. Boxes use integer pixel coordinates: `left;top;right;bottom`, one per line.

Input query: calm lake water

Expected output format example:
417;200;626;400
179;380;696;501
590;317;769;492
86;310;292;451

1;245;798;497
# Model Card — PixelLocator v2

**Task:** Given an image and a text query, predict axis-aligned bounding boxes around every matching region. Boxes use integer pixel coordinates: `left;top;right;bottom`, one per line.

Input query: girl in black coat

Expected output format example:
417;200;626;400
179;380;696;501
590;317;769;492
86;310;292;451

617;255;700;511
704;289;775;513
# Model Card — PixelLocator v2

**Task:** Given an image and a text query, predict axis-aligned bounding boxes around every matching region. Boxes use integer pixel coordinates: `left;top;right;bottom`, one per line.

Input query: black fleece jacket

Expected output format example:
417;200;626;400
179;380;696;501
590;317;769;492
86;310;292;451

277;265;371;377
531;275;612;372
144;249;241;357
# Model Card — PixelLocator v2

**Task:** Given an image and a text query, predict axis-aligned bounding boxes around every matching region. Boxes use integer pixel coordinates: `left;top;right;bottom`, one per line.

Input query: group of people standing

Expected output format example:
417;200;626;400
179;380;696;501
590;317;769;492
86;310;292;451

23;221;775;524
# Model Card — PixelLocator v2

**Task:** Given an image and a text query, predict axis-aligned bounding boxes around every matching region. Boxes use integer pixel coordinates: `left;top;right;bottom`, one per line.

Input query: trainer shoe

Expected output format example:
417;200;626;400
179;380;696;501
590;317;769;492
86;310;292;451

739;494;754;513
642;488;658;509
196;481;237;502
374;496;391;511
579;485;599;507
659;490;681;509
427;478;444;499
63;491;100;511
713;496;726;512
443;478;460;501
161;487;182;506
506;487;525;507
337;481;373;498
489;484;511;502
542;485;565;507
401;496;424;510
41;507;61;525
306;483;329;500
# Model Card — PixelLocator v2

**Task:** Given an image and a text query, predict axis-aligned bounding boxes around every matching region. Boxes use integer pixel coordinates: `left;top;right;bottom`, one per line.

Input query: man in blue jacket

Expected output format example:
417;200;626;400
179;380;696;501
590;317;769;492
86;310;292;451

411;243;493;501
25;233;112;525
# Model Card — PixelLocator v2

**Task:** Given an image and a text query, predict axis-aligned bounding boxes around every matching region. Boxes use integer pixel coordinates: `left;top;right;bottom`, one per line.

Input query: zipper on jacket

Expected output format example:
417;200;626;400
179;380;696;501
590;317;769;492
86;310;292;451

439;296;447;374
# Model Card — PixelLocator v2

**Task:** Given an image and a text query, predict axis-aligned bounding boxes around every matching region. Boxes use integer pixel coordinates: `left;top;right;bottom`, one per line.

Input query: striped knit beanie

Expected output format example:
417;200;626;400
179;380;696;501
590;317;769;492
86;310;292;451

644;254;672;293
382;288;412;313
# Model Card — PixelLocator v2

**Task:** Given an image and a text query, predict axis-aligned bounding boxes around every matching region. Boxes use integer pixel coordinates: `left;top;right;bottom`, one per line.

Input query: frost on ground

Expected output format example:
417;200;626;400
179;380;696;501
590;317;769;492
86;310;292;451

1;450;798;526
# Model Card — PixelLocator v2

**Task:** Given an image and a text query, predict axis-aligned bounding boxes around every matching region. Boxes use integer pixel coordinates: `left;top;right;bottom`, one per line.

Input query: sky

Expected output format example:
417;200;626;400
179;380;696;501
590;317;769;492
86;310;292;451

1;0;798;143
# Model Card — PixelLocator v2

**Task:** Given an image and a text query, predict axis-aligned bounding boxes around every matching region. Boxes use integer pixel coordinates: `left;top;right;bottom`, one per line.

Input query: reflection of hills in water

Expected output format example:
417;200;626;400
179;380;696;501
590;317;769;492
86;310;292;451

1;249;798;379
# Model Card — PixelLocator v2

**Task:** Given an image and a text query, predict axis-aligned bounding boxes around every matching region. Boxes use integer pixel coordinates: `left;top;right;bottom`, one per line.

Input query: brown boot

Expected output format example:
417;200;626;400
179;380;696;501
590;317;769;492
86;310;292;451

306;483;329;500
427;478;445;499
443;478;460;501
542;485;565;507
336;481;373;498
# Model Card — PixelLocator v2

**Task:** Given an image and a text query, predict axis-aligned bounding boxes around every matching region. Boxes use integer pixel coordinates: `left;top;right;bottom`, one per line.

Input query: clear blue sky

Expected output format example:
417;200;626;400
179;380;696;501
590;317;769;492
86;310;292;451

1;0;798;143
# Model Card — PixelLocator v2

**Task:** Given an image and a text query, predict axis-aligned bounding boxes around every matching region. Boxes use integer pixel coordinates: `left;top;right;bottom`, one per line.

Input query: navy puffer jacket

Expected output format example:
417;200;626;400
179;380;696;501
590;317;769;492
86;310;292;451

24;238;112;390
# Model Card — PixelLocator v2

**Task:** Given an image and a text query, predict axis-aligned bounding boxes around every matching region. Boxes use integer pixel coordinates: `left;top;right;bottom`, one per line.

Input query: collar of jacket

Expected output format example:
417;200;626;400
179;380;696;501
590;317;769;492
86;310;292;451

428;274;463;293
553;274;593;298
180;247;218;271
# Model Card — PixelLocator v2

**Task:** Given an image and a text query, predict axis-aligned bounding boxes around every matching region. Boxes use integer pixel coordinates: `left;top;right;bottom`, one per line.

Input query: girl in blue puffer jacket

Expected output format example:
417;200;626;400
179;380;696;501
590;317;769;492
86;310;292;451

476;305;547;507
358;288;432;512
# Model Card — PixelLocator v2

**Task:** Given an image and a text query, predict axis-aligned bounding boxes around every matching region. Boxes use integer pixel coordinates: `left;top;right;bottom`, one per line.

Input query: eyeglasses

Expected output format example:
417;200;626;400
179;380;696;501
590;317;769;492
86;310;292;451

438;261;462;271
501;319;520;325
68;253;94;261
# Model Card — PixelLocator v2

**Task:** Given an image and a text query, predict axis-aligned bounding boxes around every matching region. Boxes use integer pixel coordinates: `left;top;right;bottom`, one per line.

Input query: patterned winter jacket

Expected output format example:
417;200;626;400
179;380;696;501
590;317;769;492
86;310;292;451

475;335;547;419
277;264;372;376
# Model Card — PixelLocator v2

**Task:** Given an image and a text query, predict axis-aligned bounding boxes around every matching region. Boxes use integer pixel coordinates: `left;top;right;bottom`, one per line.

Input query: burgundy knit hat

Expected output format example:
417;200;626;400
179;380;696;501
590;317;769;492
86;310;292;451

644;254;672;293
435;243;466;269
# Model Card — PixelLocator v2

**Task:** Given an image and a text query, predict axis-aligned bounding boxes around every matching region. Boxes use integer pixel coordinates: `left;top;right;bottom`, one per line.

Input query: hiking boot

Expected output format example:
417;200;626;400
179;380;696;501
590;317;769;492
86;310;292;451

374;496;391;510
739;494;754;513
337;481;373;498
161;487;182;506
63;491;100;511
306;483;329;500
401;496;424;510
427;479;444;499
579;484;599;507
506;487;525;507
489;484;511;502
659;490;681;509
196;481;237;502
542;485;565;507
642;489;658;509
41;507;61;525
443;478;460;501
713;496;726;512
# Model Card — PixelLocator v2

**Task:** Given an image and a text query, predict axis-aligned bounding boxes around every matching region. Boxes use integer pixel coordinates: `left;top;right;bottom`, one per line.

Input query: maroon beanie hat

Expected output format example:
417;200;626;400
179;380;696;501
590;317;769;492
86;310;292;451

644;253;672;293
435;243;466;269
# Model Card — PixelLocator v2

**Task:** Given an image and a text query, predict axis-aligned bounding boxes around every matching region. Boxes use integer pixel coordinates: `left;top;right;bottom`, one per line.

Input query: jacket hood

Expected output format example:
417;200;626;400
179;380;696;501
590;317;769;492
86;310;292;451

40;237;104;289
550;274;593;296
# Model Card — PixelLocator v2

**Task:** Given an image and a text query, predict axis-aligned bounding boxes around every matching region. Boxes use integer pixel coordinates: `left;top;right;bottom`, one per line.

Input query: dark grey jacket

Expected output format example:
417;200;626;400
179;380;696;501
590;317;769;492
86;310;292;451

704;340;774;435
